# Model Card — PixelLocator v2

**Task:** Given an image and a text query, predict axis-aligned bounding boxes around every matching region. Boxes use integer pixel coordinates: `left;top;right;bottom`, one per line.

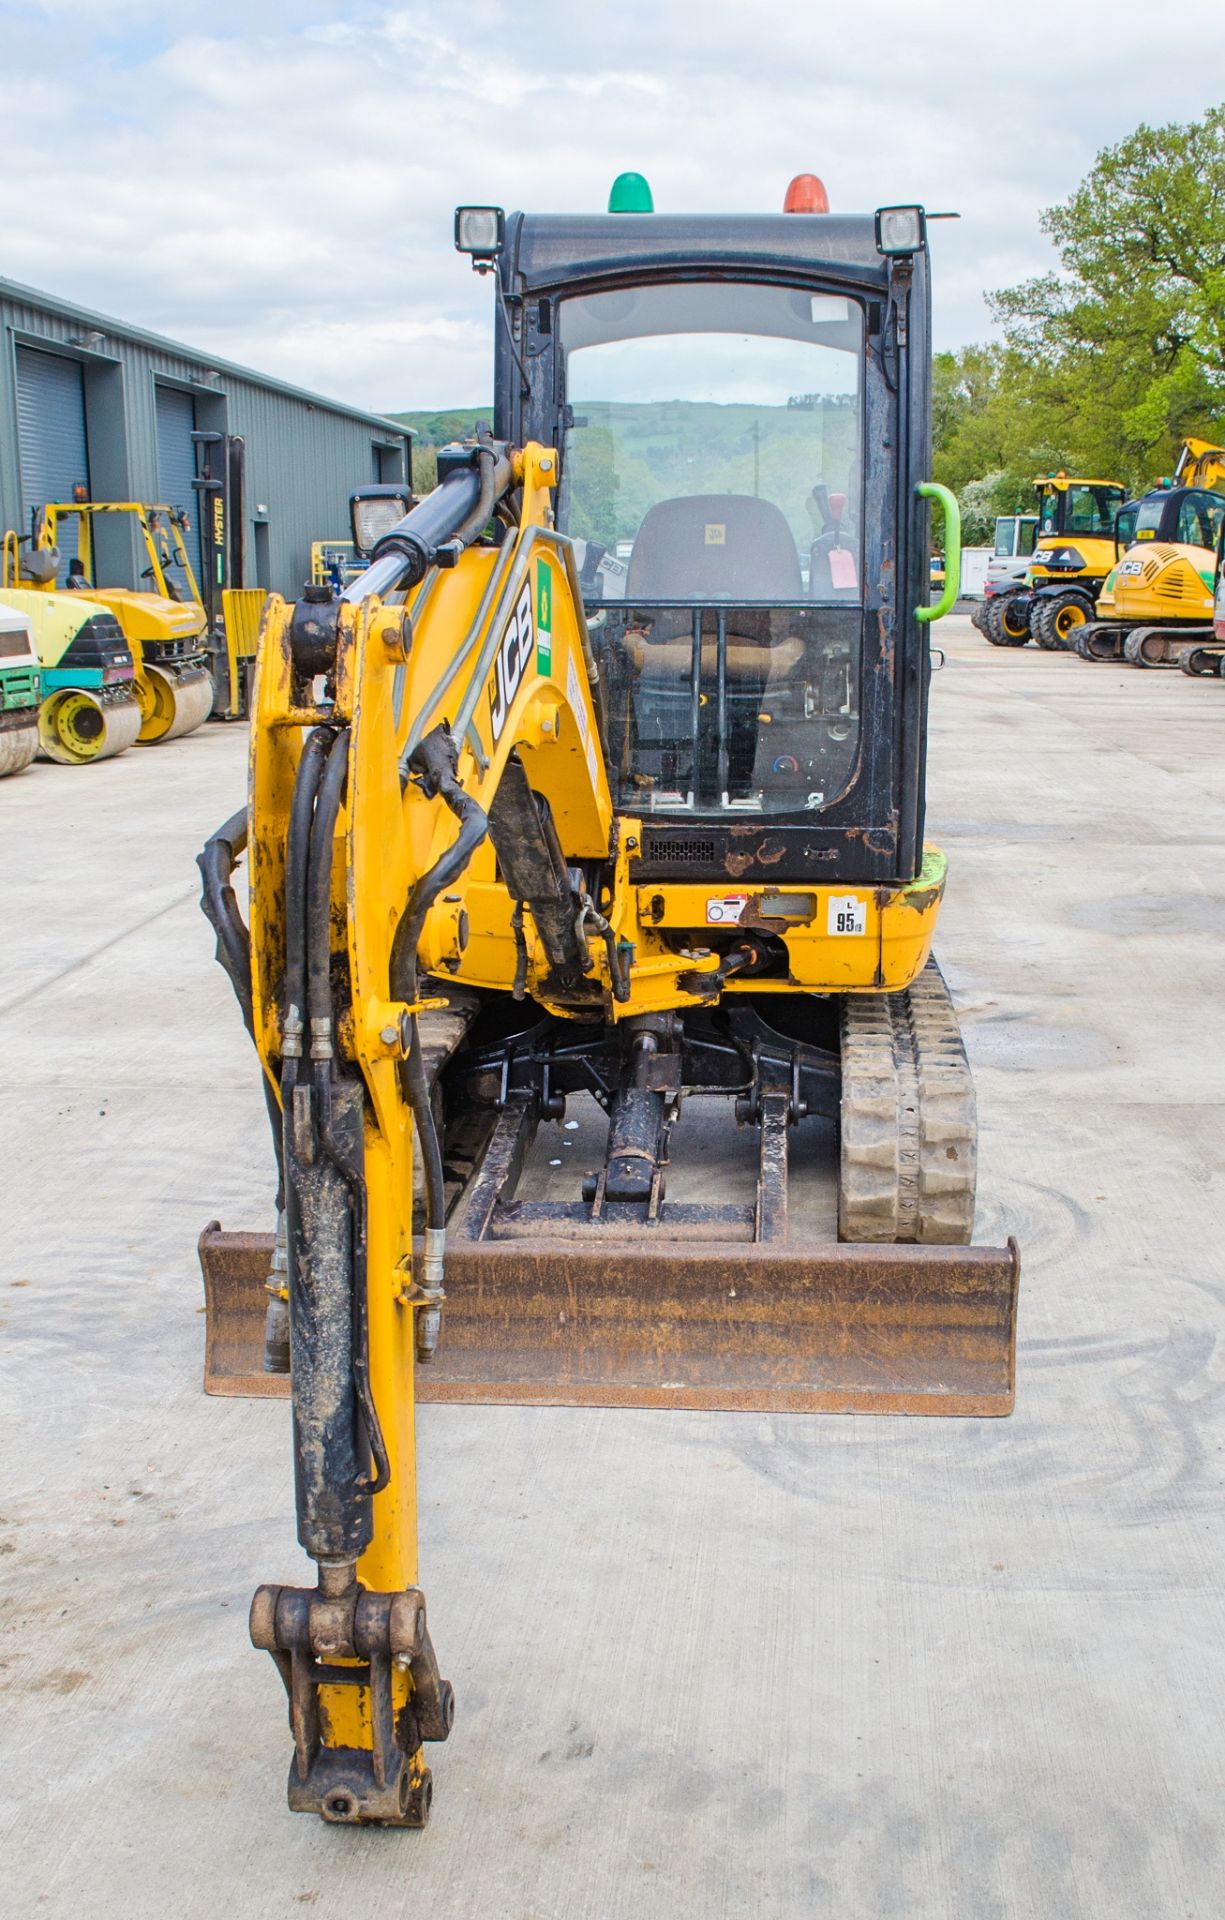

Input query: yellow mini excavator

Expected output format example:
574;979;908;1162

1073;439;1225;667
198;178;1019;1830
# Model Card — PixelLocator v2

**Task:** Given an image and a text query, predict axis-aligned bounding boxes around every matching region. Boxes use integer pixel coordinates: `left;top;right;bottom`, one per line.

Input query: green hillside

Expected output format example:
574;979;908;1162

390;400;856;547
389;411;490;490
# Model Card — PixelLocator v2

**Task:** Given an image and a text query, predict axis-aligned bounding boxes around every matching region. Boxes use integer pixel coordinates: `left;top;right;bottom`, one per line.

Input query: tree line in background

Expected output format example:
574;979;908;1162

937;103;1225;543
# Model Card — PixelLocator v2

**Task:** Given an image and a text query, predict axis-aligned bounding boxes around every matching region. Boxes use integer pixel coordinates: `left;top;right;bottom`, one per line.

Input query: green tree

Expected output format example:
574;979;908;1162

987;105;1225;485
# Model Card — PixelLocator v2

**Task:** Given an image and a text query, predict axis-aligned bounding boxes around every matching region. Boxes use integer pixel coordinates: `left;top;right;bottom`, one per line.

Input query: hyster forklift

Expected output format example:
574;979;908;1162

1073;440;1225;667
197;178;1019;1830
983;472;1126;648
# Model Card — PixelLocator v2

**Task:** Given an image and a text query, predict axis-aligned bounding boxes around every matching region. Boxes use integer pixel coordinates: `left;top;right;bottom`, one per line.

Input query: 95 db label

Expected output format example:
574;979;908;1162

827;895;866;936
706;894;747;925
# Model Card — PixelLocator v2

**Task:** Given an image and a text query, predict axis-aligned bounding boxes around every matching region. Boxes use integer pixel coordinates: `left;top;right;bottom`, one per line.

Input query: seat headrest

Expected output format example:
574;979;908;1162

625;494;802;600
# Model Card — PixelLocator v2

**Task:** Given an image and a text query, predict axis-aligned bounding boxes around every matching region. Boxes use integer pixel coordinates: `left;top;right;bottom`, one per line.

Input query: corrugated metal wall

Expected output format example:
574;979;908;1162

15;347;90;514
0;279;411;597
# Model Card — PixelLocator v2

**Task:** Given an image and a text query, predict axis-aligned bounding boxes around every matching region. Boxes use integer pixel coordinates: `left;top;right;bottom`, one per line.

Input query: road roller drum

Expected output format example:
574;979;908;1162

38;685;142;765
135;661;214;743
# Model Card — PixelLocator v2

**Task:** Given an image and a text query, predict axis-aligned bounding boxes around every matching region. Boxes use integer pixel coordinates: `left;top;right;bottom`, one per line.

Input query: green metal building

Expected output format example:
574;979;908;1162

0;274;411;597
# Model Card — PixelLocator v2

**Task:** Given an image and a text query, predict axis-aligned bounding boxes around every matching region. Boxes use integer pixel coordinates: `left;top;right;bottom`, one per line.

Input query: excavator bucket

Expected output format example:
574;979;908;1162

199;1224;1019;1417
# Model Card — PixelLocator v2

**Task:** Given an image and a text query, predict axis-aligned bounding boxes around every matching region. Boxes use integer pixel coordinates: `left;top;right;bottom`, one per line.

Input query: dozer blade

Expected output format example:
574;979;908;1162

199;1224;1019;1417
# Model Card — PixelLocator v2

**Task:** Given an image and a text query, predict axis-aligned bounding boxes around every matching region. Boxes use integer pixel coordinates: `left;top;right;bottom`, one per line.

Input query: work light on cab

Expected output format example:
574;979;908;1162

875;205;926;255
454;205;505;271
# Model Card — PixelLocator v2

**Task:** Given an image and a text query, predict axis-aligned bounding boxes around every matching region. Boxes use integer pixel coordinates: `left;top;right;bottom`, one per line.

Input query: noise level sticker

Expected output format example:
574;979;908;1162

827;895;866;936
706;894;747;925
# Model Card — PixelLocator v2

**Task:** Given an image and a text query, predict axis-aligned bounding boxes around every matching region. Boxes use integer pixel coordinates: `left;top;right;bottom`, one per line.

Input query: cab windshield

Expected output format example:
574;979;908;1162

557;281;864;817
1038;484;1124;538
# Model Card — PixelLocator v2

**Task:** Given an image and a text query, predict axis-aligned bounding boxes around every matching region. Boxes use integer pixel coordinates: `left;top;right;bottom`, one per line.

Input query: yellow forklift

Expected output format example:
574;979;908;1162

195;177;1019;1831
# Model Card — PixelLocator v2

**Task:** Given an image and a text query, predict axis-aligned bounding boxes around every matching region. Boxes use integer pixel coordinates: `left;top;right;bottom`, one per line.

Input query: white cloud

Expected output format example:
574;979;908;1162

1;0;1223;409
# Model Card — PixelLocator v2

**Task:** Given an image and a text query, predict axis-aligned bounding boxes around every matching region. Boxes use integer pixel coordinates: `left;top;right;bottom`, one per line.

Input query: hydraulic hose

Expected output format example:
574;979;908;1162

198;806;285;1204
451;436;499;548
305;732;351;1055
390;727;490;1231
282;727;332;1070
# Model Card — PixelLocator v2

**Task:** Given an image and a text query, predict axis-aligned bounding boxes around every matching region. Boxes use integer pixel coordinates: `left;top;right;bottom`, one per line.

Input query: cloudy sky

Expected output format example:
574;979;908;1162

2;1;1223;414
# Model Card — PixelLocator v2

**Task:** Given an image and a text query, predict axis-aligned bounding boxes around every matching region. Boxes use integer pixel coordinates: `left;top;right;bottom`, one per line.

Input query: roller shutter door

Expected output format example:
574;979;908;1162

155;385;203;584
16;347;90;564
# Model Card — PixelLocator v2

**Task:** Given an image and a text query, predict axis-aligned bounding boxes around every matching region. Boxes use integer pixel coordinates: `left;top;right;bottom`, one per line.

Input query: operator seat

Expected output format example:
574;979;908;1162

626;493;803;603
622;493;803;674
619;496;806;806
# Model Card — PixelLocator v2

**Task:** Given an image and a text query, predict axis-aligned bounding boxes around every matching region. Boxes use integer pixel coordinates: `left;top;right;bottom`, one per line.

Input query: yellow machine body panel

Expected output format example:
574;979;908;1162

1029;532;1119;585
80;584;206;644
1099;543;1217;623
212;586;268;719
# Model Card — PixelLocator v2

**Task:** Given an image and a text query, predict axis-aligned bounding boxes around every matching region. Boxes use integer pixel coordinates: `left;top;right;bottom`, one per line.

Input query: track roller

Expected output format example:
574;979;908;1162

1122;628;1181;668
38;687;142;765
136;662;215;743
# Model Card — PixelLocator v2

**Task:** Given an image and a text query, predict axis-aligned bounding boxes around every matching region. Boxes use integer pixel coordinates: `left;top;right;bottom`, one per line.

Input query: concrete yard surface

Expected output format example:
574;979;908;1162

1;619;1223;1917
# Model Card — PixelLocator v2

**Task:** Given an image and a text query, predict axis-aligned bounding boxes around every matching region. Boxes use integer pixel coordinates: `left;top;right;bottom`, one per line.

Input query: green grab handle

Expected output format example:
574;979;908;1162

916;481;960;623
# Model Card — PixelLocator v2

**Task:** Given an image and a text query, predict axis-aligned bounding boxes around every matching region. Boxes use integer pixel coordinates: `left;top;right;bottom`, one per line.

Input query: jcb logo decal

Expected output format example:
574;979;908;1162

489;580;534;743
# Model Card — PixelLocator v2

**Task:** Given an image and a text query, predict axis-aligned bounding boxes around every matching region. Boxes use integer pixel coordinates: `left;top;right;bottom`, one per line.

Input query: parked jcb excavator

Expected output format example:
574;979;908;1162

983;472;1127;647
1073;440;1225;666
197;180;1019;1831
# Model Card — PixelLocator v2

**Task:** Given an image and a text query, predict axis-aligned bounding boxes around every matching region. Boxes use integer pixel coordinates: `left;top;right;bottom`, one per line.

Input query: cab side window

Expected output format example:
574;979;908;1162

1176;493;1222;549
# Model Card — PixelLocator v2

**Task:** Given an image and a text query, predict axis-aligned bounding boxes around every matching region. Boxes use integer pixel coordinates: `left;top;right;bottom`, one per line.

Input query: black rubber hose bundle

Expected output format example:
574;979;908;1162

305;733;352;1042
282;727;332;1049
390;725;490;1229
198;806;285;1203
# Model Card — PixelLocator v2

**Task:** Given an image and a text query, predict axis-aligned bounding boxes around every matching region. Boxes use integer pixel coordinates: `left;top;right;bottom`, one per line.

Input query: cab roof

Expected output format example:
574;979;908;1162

506;212;899;294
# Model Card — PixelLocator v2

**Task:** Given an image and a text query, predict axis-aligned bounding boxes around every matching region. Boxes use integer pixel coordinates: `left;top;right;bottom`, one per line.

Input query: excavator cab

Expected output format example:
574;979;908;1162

493;209;929;881
196;179;1018;1832
982;472;1127;648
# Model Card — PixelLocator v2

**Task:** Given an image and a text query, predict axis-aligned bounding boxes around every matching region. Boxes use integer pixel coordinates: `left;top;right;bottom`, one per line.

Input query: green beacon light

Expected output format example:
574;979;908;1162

608;171;654;213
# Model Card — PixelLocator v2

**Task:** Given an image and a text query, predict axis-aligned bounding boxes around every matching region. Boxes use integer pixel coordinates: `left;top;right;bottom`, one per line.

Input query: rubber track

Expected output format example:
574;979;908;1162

839;956;977;1245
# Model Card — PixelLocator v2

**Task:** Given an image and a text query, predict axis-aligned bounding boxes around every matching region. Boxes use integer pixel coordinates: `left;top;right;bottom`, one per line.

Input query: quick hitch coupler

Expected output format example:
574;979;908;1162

250;1561;454;1826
